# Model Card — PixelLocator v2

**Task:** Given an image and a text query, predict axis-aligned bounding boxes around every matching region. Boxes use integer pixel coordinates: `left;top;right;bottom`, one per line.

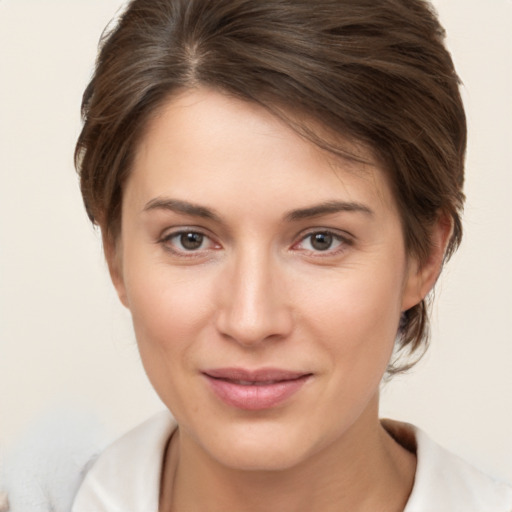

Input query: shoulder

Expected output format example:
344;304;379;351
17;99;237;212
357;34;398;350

383;420;512;512
72;410;177;512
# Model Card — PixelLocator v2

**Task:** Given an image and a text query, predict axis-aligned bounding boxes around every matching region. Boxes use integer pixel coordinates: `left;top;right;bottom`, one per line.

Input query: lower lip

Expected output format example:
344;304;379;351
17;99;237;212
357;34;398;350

204;375;310;411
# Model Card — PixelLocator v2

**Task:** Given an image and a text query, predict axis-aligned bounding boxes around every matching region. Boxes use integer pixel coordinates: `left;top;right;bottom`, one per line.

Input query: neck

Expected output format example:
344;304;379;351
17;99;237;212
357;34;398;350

161;397;416;512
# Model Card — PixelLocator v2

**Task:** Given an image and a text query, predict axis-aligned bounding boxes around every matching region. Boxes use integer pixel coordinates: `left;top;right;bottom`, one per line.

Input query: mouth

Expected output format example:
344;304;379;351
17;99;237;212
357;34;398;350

202;368;312;411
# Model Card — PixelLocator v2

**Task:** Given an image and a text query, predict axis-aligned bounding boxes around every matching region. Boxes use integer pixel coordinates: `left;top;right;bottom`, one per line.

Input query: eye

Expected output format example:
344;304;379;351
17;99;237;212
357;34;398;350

177;232;206;250
294;230;348;254
306;232;336;251
160;229;219;254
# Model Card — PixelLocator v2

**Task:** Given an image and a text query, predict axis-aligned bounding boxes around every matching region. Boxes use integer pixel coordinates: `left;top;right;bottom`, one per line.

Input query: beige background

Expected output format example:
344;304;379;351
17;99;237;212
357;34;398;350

1;0;511;482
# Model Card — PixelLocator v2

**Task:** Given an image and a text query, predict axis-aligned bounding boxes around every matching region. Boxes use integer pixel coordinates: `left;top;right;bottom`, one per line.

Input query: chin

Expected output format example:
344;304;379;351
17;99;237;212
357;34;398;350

196;418;323;472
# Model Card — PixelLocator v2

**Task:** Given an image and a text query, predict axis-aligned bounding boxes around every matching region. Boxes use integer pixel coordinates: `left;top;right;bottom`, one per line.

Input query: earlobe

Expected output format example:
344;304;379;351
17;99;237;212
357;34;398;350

401;213;453;311
103;234;130;309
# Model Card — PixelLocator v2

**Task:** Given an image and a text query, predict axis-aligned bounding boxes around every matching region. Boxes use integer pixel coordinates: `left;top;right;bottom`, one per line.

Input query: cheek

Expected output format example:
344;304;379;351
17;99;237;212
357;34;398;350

129;273;210;345
122;255;216;385
297;267;404;376
302;267;403;337
124;273;213;417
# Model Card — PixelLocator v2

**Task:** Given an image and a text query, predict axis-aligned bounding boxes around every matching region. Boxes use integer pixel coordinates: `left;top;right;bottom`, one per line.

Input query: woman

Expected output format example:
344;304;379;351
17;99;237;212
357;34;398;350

70;0;512;510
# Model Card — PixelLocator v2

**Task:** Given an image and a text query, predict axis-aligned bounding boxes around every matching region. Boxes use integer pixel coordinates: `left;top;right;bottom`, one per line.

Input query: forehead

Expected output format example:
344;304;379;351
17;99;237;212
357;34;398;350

128;88;396;217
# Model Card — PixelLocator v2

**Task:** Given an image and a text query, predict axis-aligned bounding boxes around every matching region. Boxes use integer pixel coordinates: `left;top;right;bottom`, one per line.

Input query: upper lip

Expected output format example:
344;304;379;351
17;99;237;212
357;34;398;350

203;367;311;383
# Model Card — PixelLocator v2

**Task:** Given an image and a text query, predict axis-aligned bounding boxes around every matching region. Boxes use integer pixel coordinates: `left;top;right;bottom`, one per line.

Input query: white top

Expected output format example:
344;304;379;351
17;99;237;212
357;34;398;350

72;411;512;512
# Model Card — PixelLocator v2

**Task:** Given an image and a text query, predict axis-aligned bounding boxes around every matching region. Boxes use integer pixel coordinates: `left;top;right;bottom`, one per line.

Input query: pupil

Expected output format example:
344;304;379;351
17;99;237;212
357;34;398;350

311;233;332;251
181;232;203;250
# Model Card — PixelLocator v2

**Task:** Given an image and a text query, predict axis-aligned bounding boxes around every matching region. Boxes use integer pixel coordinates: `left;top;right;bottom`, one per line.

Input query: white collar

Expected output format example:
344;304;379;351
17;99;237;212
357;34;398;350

72;411;174;512
72;412;512;512
404;425;512;511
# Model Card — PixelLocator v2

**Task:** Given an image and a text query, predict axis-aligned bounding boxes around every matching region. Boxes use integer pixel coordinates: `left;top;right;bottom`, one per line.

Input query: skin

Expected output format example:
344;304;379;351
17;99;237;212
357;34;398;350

107;88;450;512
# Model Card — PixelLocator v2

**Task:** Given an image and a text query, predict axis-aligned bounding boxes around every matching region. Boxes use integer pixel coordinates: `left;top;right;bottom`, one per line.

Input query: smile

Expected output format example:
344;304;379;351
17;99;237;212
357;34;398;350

203;368;312;411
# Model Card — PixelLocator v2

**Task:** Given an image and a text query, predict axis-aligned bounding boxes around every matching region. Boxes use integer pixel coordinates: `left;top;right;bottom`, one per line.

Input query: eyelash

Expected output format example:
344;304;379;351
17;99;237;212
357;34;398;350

292;229;352;256
159;229;220;256
159;228;352;258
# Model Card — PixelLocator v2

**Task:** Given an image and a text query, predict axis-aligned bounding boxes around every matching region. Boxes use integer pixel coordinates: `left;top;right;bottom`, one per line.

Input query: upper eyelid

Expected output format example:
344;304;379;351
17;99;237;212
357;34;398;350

158;228;220;251
159;226;214;241
295;227;353;242
291;229;353;253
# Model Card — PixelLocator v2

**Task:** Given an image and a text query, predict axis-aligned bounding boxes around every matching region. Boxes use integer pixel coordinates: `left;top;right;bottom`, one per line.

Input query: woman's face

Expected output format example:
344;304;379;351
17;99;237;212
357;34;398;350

111;88;429;471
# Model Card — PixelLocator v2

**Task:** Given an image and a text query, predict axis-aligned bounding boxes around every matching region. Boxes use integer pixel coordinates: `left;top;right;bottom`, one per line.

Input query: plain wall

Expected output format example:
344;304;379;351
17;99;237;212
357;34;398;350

1;0;511;482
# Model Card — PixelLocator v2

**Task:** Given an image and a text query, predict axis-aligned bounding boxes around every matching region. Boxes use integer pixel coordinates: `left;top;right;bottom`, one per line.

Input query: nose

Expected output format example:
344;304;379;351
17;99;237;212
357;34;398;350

215;248;293;347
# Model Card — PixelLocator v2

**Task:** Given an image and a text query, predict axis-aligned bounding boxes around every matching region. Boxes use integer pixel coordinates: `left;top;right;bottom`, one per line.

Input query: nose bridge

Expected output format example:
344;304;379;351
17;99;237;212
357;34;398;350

216;243;291;346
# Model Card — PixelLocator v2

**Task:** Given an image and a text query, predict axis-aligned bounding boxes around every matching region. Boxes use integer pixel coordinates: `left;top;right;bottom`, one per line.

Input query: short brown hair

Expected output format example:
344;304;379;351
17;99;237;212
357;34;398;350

75;0;466;373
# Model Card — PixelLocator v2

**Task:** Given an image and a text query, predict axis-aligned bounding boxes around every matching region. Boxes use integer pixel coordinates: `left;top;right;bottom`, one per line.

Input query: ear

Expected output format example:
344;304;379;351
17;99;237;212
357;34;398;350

401;213;453;311
103;233;130;309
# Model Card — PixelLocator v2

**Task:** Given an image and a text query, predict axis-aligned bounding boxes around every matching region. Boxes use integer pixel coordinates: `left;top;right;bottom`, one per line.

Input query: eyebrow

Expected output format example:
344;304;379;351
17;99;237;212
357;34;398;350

143;197;373;223
284;200;373;221
143;198;222;222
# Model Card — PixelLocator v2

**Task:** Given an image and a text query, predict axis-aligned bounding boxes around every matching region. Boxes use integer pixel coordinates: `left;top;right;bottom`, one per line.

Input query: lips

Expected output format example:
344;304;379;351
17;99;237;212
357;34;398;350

203;368;311;410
